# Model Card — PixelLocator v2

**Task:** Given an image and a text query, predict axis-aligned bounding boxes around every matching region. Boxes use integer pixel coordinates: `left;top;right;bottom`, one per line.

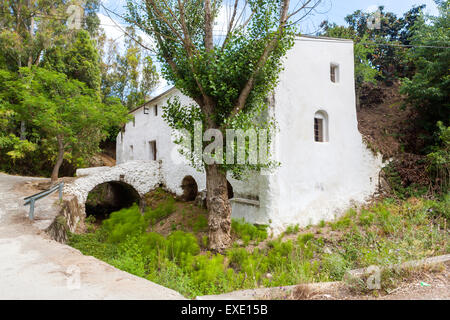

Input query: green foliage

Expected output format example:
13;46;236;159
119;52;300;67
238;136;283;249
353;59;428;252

0;3;130;177
323;253;349;280
382;162;429;199
100;26;159;110
102;204;147;243
193;215;208;232
144;196;176;226
321;25;380;88
400;2;449;146
43;30;102;93
69;195;449;297
126;0;295;178
284;224;300;235
231;218;268;245
426;122;450;192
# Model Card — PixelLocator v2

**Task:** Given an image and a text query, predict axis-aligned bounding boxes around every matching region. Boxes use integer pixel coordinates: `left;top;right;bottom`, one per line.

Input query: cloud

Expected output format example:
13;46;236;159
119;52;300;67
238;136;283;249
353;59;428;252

98;12;125;42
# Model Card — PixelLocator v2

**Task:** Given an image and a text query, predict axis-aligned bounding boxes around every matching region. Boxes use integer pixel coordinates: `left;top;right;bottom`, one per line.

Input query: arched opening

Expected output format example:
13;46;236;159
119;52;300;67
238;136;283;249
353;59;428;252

314;110;329;143
85;181;140;222
227;180;234;199
181;176;198;201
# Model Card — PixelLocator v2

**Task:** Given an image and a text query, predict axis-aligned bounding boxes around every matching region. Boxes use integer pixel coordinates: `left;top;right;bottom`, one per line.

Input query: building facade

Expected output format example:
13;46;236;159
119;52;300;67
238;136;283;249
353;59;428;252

116;36;384;234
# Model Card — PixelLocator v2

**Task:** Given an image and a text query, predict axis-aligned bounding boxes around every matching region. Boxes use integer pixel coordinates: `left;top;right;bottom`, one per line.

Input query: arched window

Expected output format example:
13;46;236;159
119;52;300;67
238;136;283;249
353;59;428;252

314;111;329;142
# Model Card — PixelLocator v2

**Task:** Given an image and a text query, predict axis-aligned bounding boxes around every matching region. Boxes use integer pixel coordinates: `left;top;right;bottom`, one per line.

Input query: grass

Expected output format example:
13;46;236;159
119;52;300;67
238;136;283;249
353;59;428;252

68;192;449;298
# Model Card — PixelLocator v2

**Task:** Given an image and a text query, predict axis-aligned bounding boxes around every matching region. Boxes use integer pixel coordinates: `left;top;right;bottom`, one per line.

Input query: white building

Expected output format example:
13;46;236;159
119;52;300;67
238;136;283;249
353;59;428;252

116;36;383;234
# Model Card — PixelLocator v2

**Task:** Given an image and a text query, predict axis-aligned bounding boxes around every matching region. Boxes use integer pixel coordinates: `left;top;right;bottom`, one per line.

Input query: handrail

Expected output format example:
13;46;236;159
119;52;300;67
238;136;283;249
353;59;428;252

24;182;64;220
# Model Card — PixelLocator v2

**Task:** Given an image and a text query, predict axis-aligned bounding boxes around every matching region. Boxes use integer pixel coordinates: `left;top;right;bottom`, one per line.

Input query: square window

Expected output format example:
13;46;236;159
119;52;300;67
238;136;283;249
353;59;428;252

149;140;157;160
330;64;339;83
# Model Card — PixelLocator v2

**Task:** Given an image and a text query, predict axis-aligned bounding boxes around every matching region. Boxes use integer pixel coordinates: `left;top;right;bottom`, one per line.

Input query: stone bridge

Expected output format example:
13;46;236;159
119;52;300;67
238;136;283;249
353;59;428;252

64;160;163;210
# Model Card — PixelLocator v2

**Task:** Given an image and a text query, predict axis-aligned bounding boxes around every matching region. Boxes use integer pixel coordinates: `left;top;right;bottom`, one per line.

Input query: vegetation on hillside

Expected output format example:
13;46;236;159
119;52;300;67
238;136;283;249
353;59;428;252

69;189;449;298
0;1;158;178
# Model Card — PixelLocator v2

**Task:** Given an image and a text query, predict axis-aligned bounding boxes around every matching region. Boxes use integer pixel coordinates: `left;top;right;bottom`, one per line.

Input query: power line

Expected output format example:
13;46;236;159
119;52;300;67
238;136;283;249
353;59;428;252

295;37;450;49
15;9;450;50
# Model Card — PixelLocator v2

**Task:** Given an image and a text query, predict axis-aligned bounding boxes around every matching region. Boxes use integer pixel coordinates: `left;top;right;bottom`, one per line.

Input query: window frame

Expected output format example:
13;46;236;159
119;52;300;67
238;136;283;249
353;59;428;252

149;140;157;160
314;111;329;143
330;63;340;83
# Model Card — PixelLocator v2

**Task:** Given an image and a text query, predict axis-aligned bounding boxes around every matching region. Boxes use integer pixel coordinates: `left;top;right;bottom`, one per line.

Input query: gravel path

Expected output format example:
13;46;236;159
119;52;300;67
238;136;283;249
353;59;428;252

0;173;185;300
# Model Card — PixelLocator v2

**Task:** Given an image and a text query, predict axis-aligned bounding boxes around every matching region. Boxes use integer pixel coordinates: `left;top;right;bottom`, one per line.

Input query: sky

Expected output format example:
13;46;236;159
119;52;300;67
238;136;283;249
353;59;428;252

97;0;440;95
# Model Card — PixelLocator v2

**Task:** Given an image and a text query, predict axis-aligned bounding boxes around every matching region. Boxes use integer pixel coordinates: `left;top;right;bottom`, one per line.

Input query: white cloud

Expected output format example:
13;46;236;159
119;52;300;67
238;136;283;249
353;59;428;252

98;12;125;43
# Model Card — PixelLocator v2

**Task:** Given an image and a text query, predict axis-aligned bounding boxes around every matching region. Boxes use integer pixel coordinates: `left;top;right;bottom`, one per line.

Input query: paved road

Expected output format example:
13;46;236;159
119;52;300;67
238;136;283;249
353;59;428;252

0;173;185;300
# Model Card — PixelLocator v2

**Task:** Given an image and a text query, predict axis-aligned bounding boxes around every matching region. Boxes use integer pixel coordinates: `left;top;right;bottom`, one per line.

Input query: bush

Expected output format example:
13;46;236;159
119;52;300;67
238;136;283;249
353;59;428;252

285;224;300;235
102;204;147;243
323;253;349;280
231;218;268;245
193;215;208;232
144;197;176;226
166;231;200;261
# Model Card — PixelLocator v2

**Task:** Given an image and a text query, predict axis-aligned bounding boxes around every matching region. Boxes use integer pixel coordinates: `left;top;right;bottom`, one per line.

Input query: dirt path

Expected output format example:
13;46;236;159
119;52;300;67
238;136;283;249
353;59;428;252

0;173;185;300
288;262;450;300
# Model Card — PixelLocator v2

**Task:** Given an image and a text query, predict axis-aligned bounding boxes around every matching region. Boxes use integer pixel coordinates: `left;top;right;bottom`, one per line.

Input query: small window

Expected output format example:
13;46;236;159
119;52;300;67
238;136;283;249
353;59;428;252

149;140;157;160
314;118;324;142
314;111;329;142
130;145;134;160
330;63;339;83
154;105;158;116
133;116;136;127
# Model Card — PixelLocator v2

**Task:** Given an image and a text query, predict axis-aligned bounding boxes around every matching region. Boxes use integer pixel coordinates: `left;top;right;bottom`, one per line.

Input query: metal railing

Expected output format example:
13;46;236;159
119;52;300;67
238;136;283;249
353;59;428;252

24;182;64;220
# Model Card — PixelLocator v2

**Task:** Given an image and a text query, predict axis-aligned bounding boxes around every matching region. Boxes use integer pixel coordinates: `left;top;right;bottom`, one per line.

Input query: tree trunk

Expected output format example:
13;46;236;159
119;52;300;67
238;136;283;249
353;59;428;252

20;120;26;140
205;163;232;252
51;136;64;183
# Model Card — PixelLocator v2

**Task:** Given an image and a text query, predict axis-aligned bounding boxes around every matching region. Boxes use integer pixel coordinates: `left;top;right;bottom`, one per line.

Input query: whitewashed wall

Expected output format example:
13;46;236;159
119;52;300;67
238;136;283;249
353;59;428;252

117;89;207;197
265;37;383;234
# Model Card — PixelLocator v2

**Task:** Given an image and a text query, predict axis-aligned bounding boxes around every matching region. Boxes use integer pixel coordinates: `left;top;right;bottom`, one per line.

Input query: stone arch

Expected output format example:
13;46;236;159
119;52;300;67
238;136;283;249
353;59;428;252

181;175;198;201
64;161;162;217
85;181;141;219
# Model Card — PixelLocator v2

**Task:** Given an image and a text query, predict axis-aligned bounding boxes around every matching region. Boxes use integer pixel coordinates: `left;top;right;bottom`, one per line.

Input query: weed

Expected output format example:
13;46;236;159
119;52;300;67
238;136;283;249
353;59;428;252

285;224;300;235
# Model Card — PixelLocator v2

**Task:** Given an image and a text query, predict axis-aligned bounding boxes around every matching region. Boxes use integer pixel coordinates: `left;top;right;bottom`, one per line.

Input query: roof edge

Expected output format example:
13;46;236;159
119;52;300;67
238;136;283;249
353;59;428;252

296;35;354;42
128;86;177;114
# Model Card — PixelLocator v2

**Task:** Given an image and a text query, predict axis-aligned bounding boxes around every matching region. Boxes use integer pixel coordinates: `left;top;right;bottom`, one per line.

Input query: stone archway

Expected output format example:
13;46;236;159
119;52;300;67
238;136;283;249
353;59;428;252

85;181;141;220
64;161;162;218
181;176;198;201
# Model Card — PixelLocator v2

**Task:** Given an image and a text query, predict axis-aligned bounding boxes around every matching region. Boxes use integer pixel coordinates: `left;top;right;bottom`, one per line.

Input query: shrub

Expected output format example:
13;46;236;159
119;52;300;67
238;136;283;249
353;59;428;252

231;218;268;244
358;209;375;226
102;204;147;243
322;253;349;280
285;224;300;235
166;231;200;262
144;197;176;226
193;215;208;232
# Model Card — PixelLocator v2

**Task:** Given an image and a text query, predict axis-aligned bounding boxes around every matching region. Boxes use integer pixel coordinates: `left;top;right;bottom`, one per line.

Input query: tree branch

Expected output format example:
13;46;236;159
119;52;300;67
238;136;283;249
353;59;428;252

228;0;291;120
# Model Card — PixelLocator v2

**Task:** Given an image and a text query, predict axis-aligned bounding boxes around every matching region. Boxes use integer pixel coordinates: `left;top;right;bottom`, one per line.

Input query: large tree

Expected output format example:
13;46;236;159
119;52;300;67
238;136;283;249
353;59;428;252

342;5;426;82
400;0;449;148
101;26;159;110
13;67;129;182
125;0;323;251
